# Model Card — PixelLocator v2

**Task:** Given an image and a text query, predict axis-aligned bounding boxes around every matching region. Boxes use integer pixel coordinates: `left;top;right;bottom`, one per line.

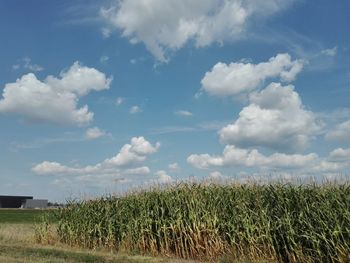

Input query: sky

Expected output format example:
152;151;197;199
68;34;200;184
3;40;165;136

1;0;350;202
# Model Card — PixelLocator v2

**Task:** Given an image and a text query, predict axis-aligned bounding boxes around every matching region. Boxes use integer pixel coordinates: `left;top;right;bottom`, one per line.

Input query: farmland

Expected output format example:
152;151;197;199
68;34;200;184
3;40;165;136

0;209;193;262
41;183;350;263
0;209;47;224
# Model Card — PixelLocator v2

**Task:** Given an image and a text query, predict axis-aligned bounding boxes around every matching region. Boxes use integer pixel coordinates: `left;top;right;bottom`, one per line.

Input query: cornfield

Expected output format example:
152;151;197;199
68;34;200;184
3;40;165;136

44;183;350;262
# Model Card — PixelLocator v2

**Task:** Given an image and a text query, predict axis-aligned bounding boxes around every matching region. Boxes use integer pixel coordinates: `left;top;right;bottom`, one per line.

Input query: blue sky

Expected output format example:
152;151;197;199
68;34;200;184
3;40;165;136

1;0;350;201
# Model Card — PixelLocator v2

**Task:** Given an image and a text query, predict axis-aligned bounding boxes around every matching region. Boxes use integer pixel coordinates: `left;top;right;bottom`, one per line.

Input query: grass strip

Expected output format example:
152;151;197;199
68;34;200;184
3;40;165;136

0;244;180;263
0;209;49;224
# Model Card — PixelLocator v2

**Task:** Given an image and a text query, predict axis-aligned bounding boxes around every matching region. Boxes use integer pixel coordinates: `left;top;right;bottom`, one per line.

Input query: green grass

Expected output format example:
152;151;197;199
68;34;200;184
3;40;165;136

0;244;109;263
0;209;49;223
45;183;350;262
0;244;181;263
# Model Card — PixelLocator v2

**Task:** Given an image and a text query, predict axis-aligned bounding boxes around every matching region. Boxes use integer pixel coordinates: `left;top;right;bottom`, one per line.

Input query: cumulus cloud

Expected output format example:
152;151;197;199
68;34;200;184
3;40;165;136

155;170;173;184
32;136;159;178
188;145;350;178
313;161;348;173
312;148;350;173
103;137;160;167
208;171;225;180
85;127;109;140
129;105;141;114
101;0;294;61
325;119;350;142
328;148;350;162
32;161;78;176
168;162;180;171
0;62;112;126
219;83;320;152
175;110;193;117
201;53;304;97
45;62;112;96
188;145;318;170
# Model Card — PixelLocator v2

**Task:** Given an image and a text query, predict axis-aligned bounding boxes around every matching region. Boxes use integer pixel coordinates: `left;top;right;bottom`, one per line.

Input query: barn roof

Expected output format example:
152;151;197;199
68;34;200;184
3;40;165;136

0;195;33;199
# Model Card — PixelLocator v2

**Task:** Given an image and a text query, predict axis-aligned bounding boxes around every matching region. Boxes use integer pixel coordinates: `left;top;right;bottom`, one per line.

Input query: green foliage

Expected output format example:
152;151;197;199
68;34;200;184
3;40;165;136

45;183;350;262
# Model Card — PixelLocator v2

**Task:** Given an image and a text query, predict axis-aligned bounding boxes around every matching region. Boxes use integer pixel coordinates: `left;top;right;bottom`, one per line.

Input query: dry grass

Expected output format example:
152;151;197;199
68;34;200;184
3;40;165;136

0;223;194;263
0;223;35;243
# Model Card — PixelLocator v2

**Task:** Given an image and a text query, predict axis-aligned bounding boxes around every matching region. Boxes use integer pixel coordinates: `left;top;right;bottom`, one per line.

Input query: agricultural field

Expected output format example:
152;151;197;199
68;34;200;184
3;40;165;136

1;183;350;262
38;183;350;263
0;209;193;262
0;209;47;224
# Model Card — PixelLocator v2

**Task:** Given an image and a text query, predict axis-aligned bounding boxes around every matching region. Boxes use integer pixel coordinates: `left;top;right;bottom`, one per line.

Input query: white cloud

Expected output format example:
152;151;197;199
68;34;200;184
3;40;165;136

168;162;180;171
23;57;44;72
129;136;160;155
129;105;141;114
45;62;112;96
129;57;145;64
318;148;350;172
219;83;320;152
188;145;318;170
101;27;112;38
155;170;173;184
0;62;112;126
32;161;78;175
208;171;225;180
32;136;159;178
313;161;347;173
103;137;160;167
321;47;337;57
85;127;108;140
312;148;350;172
115;97;124;105
201;53;304;97
124;166;151;175
188;145;350;178
328;148;350;162
325;119;350;142
101;0;294;62
174;110;193;117
12;57;44;72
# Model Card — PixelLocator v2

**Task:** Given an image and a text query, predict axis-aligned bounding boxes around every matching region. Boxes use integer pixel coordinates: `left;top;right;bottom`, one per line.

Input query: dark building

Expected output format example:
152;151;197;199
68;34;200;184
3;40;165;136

0;195;33;208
